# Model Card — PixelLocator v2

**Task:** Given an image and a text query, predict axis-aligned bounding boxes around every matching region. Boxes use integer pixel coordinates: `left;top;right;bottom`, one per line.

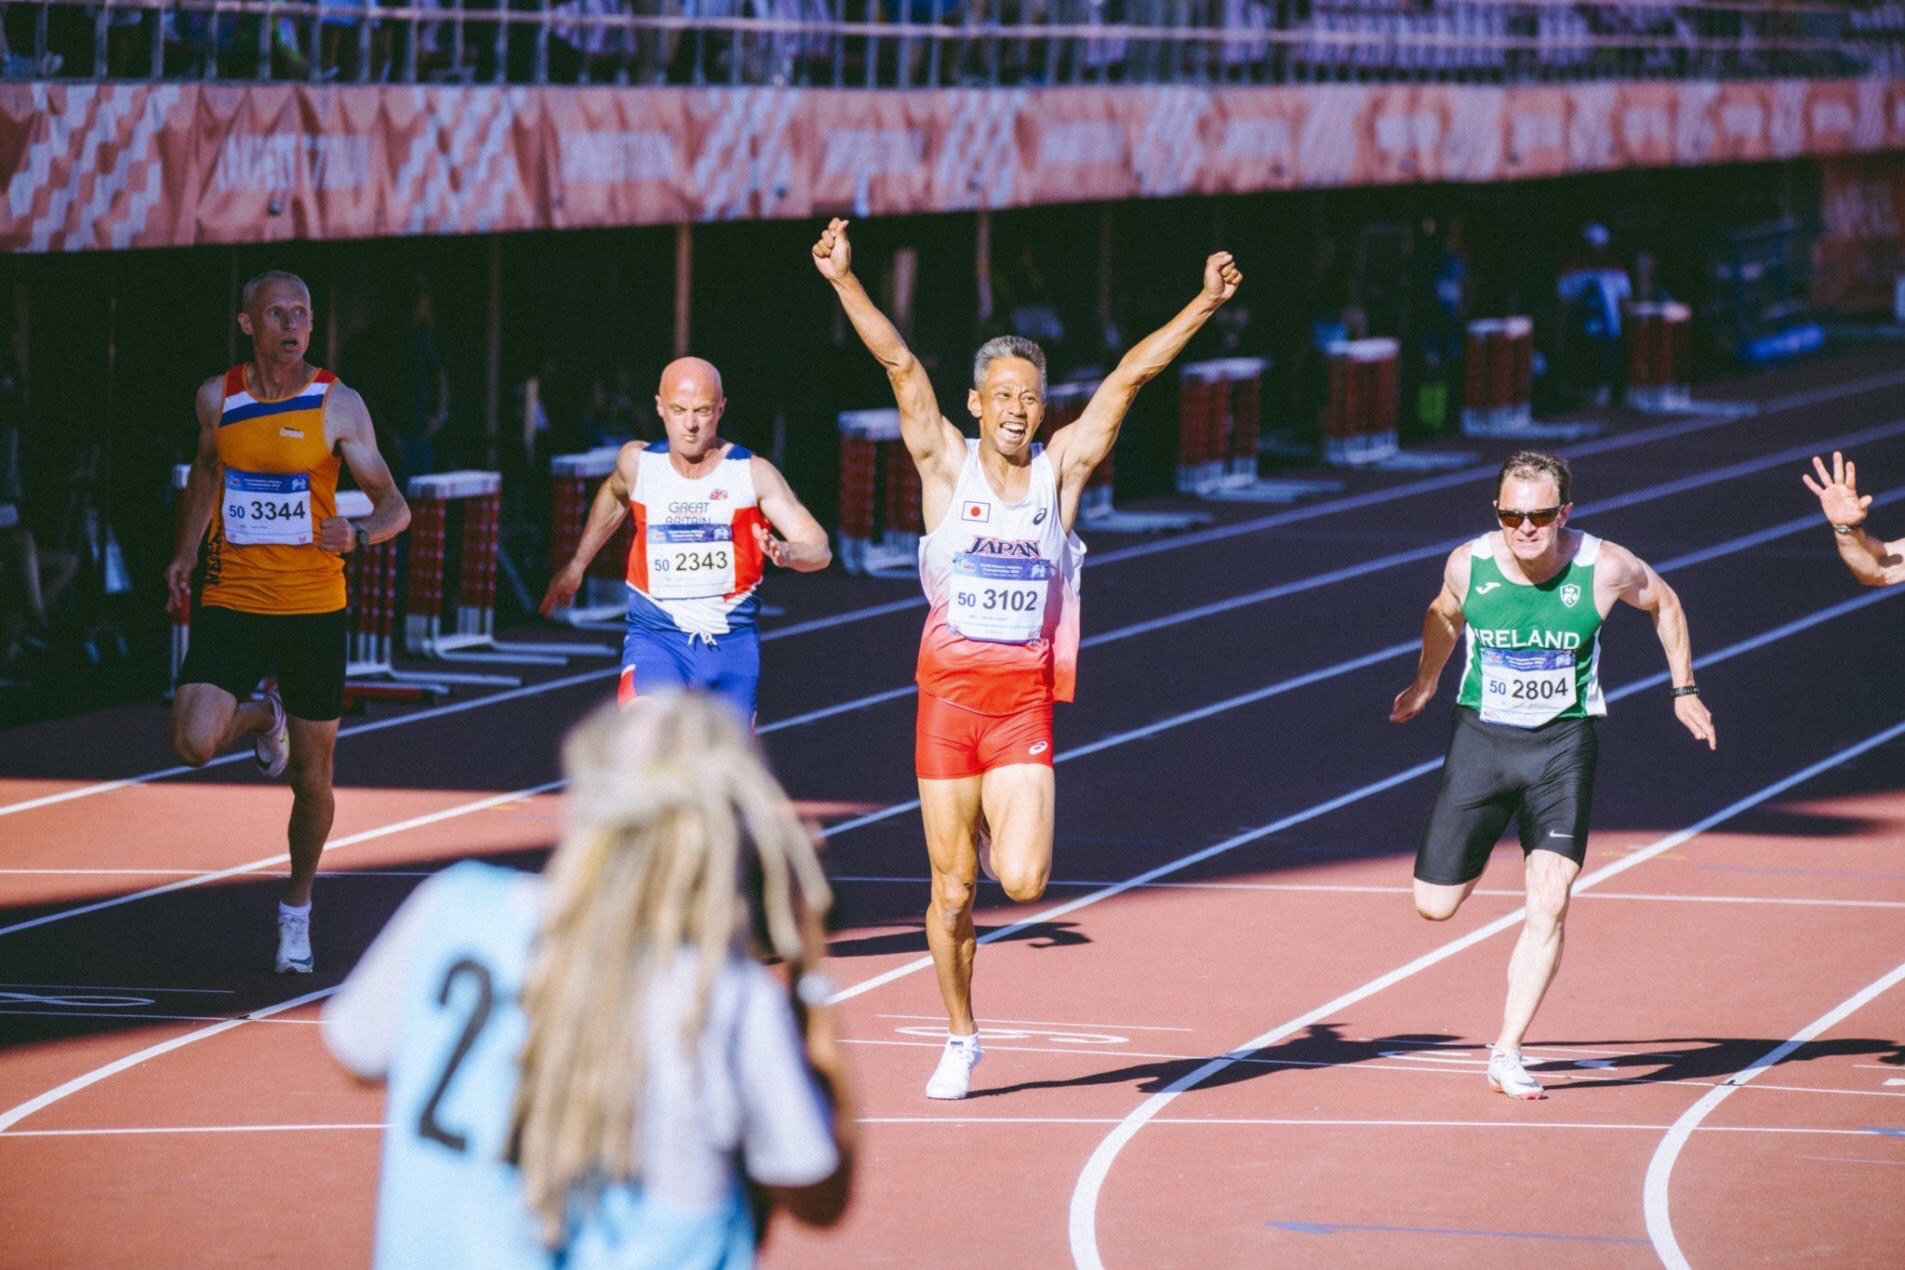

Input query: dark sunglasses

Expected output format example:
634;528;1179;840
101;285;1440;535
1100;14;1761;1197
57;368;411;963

1495;504;1563;529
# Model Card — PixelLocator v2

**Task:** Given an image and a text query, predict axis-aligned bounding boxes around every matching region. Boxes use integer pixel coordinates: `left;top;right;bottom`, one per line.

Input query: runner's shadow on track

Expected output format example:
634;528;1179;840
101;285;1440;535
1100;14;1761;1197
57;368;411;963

969;1024;1444;1098
823;922;1090;959
1533;1036;1905;1094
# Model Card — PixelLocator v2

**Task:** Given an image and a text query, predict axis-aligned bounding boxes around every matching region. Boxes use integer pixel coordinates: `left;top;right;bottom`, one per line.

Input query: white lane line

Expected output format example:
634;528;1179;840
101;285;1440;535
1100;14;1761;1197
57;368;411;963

1066;715;1905;1270
0;780;565;939
837;1041;1905;1100
0;1010;322;1024
0;665;607;819
1080;428;1905;653
0;982;235;994
8;397;1900;821
827;584;1905;1010
0;985;337;1133
719;463;1905;739
857;1117;1898;1136
8;515;1898;948
0;1122;380;1138
7;1117;1892;1138
804;497;1905;841
1089;367;1905;568
830;877;1905;910
0;869;441;878
1643;958;1905;1270
875;1013;1195;1032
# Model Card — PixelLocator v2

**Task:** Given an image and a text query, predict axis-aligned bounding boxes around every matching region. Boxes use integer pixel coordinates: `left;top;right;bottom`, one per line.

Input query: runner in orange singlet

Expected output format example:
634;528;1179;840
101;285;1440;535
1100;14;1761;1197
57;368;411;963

166;271;410;975
814;218;1241;1098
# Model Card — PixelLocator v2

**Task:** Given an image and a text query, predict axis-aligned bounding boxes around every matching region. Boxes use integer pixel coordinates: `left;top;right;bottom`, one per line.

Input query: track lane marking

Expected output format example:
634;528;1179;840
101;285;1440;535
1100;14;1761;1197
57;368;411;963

830;584;1905;1010
8;398;1903;819
3;1116;1894;1140
1644;958;1905;1269
0;781;565;938
0;985;337;1133
12;501;1885;940
1066;714;1905;1269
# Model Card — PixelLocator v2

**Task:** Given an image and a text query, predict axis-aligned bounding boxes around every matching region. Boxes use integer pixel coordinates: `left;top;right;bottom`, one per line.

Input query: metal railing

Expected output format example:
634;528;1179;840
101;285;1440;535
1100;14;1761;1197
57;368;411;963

4;0;1901;87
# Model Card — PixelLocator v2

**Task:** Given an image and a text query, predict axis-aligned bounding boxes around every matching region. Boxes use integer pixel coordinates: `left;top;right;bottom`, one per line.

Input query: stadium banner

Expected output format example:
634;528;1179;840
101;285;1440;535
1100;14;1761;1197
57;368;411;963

5;77;1904;252
1813;152;1905;314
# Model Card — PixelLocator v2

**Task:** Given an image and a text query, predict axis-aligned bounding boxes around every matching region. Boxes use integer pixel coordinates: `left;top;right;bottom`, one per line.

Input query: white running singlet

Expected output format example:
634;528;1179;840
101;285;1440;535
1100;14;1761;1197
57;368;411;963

916;440;1084;715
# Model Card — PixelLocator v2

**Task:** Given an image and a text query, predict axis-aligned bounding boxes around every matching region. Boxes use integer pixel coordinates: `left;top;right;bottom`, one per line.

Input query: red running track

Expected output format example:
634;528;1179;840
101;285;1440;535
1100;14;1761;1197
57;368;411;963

2;344;1904;1267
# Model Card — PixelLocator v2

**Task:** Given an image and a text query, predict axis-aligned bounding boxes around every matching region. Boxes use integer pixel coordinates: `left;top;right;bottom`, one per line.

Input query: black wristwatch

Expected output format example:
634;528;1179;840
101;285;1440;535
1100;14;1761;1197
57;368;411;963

353;525;371;553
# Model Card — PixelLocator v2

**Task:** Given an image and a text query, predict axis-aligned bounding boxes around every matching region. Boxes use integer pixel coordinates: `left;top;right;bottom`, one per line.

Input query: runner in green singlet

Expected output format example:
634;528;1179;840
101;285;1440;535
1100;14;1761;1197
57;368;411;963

1390;450;1716;1099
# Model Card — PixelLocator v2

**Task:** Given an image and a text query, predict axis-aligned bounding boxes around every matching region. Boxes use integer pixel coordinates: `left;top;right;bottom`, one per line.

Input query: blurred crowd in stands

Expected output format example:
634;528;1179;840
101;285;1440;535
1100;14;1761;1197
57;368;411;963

5;0;1902;87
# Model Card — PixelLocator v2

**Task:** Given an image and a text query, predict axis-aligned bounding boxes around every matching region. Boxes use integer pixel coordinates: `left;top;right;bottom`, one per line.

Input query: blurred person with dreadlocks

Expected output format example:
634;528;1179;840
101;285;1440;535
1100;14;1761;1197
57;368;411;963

322;692;854;1267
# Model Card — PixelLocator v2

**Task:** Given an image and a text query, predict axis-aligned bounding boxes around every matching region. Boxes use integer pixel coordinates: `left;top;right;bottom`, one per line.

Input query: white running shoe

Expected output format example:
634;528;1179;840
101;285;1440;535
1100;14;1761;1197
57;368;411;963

254;688;289;778
925;1035;983;1100
1486;1045;1544;1099
275;907;313;974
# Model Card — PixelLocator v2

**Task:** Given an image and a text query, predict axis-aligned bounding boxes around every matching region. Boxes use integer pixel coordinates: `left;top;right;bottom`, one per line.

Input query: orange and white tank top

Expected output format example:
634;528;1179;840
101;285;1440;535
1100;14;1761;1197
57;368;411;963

624;441;767;639
202;364;345;615
916;440;1085;714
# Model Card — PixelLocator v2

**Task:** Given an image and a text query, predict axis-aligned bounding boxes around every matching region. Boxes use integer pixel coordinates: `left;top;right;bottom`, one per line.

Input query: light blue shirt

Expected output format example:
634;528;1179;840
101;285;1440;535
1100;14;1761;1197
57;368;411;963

325;861;837;1270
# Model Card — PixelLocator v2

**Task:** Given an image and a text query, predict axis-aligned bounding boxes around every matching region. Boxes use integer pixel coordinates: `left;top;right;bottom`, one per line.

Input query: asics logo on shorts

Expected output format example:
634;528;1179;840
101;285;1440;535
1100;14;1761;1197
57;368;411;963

1028;740;1049;755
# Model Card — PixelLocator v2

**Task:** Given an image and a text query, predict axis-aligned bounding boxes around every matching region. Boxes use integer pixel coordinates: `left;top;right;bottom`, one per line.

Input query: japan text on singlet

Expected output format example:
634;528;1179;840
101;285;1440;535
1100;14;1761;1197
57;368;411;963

203;365;345;615
916;440;1084;715
1455;533;1608;728
624;441;767;639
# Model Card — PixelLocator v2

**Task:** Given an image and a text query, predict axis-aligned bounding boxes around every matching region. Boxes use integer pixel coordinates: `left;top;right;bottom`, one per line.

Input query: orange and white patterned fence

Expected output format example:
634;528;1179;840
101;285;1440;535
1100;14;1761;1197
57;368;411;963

7;78;1905;252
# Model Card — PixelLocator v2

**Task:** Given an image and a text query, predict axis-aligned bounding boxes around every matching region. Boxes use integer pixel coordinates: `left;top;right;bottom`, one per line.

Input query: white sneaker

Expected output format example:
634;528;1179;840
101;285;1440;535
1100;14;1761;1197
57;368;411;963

925;1035;983;1099
254;688;289;778
1486;1045;1544;1099
275;907;313;974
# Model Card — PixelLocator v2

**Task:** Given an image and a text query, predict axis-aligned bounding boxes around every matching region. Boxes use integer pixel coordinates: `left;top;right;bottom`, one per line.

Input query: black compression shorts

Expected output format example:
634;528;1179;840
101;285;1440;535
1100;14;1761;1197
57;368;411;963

177;605;348;722
1413;707;1599;886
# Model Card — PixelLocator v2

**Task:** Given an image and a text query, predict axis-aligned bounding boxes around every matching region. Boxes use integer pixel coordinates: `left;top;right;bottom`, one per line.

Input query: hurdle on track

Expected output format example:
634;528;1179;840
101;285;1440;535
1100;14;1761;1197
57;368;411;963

1625;302;1694;412
335;489;450;705
166;468;448;703
546;446;633;628
1322;339;1401;466
1460;317;1534;436
1031;377;1211;532
836;409;921;578
1181;357;1340;501
403;470;613;680
1460;316;1602;443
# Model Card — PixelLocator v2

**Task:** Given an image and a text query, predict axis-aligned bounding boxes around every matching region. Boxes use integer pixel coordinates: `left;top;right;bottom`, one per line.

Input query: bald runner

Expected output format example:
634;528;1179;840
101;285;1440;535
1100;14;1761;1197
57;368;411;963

541;357;831;719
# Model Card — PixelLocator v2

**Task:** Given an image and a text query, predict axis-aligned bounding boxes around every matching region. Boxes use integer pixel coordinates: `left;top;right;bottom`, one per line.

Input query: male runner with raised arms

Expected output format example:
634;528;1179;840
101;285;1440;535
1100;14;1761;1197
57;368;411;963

167;270;411;975
1390;450;1715;1099
813;216;1242;1099
539;356;830;720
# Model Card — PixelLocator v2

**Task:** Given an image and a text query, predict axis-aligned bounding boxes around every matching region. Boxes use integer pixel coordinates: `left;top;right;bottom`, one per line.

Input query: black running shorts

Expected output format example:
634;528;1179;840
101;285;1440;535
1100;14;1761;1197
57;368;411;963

1412;707;1599;886
177;605;348;722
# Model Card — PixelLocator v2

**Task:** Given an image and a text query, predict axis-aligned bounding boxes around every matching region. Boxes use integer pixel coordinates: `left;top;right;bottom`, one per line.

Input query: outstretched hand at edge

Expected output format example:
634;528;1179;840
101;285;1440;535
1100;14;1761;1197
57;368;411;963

1802;451;1872;529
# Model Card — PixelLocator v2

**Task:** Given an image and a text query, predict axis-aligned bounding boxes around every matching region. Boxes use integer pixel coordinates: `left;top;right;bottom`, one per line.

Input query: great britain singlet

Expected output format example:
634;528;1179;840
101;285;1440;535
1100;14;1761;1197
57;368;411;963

1455;533;1607;727
202;364;345;615
624;441;767;640
916;440;1084;715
